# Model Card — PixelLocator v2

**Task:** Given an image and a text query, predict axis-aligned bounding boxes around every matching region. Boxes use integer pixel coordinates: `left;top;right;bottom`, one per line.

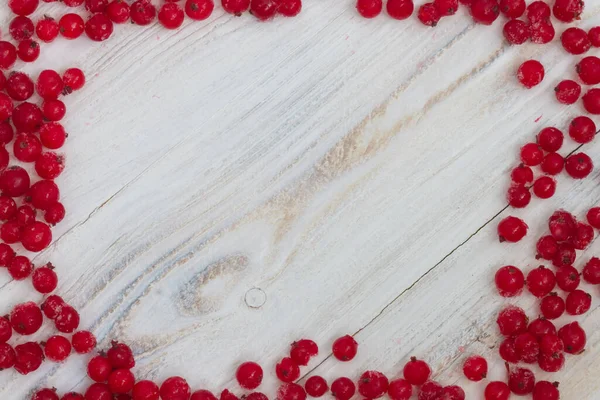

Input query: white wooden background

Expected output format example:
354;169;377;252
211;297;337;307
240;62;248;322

1;1;600;398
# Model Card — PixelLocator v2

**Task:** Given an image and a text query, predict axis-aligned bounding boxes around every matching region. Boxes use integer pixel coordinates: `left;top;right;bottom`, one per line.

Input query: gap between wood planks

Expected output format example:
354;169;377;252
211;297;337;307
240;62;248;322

298;138;592;381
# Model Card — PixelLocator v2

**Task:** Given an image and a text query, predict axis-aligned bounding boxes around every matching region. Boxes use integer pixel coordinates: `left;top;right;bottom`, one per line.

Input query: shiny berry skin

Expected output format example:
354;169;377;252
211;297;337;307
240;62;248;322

32;264;58;293
55;305;80;333
532;176;555;199
530;20;555;44
221;0;250;15
160;377;191;400
497;216;527;243
0;94;13;121
14;341;44;374
107;0;131;23
0;42;17;69
434;0;457;15
418;381;442;400
569;116;596;144
276;357;300;382
0;242;14;267
304;376;328;398
86;0;109;12
507;367;535;395
88;355;112;382
386;0;413;19
36;17;59;42
32;388;59;400
42;99;66;121
553;0;583;22
462;355;487;381
558;321;586;354
582;257;600;284
330;378;355;400
7;72;34;101
84;383;112;400
21;221;52;252
108;341;135;369
59;14;85;39
387;379;412;400
1;221;22;244
36;152;65;180
71;330;96;354
14;133;41;162
417;3;440;27
565;152;593;179
358;371;388;399
587;207;600;229
517;60;544;88
158;3;185;28
0;121;13;144
484;381;510;400
527;266;555;298
528;318;557;339
573;222;594;250
37;70;64;100
10;16;34;41
40;122;67;149
8;255;33;279
277;383;306;400
499;0;524;17
582;88;600;114
515;332;540;363
539;352;565;373
185;0;214;19
277;0;302;16
17;205;36;226
12;102;42;133
532;381;559;400
539;333;564;356
565;289;591;315
577;56;600;85
63;68;85;92
248;0;276;20
470;0;499;24
131;0;157;25
109;369;136;393
561;27;590;55
44;335;71;362
549;210;576;241
44;202;66;225
64;0;85;6
540;153;563;175
0;316;11;343
498;337;519;363
41;294;64;319
502;20;530;45
9;0;39;15
85;13;114;41
497;305;528;336
494;265;524;297
17;39;39;62
520;143;543;166
27;180;59;211
10;301;43;335
403;357;431;385
331;335;357;361
589;26;600;46
506;185;529;208
236;361;263;389
133;380;160;400
510;165;533;184
0;196;17;220
540;293;564;320
0;343;16;369
554;79;581;104
556;265;580;292
356;0;383;17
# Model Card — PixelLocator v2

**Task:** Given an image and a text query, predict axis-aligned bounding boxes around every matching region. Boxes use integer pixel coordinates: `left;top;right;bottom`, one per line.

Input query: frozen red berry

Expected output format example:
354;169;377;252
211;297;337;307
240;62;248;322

109;369;136;394
510;165;533;184
577;56;600;85
507;366;535;395
0;42;17;69
356;0;383;18
538;352;564;372
107;341;135;369
31;389;59;400
44;335;71;362
540;153;564;175
527;266;555;298
565;152;593;179
565;289;591;315
554;80;581;104
507;185;530;208
558;321;586;354
569;116;596;143
520;143;543;165
499;337;519;363
236;361;263;390
469;0;500;25
497;305;528;336
160;377;191;400
531;21;555;44
517;60;544;88
0;343;16;369
539;333;564;356
484;382;510;400
497;216;527;243
387;379;412;400
555;265;580;292
85;13;113;41
434;0;458;16
561;27;591;54
304;376;328;398
540;293;565;319
134;381;160;400
582;88;600;114
589;26;600;46
417;3;440;27
499;0;524;17
10;301;43;335
528;317;557;339
9;16;34;41
418;381;442;400
185;0;214;20
276;357;300;383
514;332;540;363
87;355;112;382
532;176;555;199
277;383;306;400
532;381;559;400
330;378;355;400
549;210;577;241
14;341;44;374
403;357;431;385
32;264;58;293
41;295;64;319
494;265;524;297
158;3;185;28
503;19;530;45
462;355;487;381
7;72;34;101
221;0;250;15
553;0;584;22
332;335;357;361
55;305;80;333
386;0;414;19
72;330;96;354
9;0;39;16
59;14;85;39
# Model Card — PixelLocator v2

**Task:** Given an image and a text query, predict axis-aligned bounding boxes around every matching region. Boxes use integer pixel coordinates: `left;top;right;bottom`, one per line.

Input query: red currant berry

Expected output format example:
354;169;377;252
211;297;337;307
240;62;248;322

358;371;388;399
528;317;556;339
85;13;114;41
514;332;540;363
532;176;555;199
540;153;563;175
565;152;593;179
88;355;112;382
499;338;519;363
9;0;39;16
469;0;499;25
462;355;487;381
0;42;17;69
417;3;440;27
158;3;185;28
59;14;85;39
304;376;328;398
552;0;583;22
589;26;600;46
62;393;85;400
17;39;39;62
554;80;581;104
555;265;580;292
418;381;442;400
577;56;600;85
133;380;160;400
1;221;21;244
573;222;593;250
540;293;564;320
9;16;34;41
64;0;85;6
244;393;266;400
531;21;555;44
42;99;66;121
330;378;355;400
0;242;14;267
497;305;528;336
558;321;586;354
63;67;85;92
549;210;576;241
107;341;135;369
532;381;559;400
21;221;52;252
356;0;383;17
403;357;431;385
586;207;600;228
331;335;357;361
44;335;71;362
510;165;533;184
72;330;96;354
565;289;591;315
434;0;457;16
0;196;17;220
14;133;41;163
10;301;43;335
539;333;564;356
44;202;65;225
520;143;543;165
527;266;555;298
0;96;13;122
84;383;112;400
561;27;590;54
40;122;67;149
8;255;32;279
41;294;64;319
0;343;16;369
387;379;411;400
582;88;600;114
14;341;44;375
55;305;80;333
507;367;535;395
12;102;42;133
484;382;510;400
107;0;131;23
36;152;65;180
32;388;59;400
502;19;530;45
553;242;575;268
582;257;600;284
85;0;109;12
36;70;63;100
507;185;530;208
0;316;12;343
499;0;524;18
277;0;302;16
276;357;300;382
250;0;278;20
185;0;214;19
36;17;59;42
222;0;250;15
19;206;39;227
109;369;136;393
494;265;524;297
570;116;596;144
7;72;34;101
236;361;263;389
386;0;413;19
497;216;527;243
277;383;306;400
517;60;544;88
160;377;191;400
131;0;157;24
32;264;58;293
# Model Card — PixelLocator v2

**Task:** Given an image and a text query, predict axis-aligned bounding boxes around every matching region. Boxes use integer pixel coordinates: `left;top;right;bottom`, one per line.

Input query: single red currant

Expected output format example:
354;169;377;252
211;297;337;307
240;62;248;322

496;305;528;336
528;317;557;339
520;143;543;165
72;330;96;354
63;67;85;92
582;88;600;114
41;295;65;319
532;381;559;400
502;20;530;45
555;265;580;292
331;335;357;361
304;376;328;398
0;42;17;69
44;335;71;362
403;357;431;385
417;3;440;27
499;0;524;18
532;176;555;199
548;209;576;241
552;0;583;22
507;366;535;395
160;377;191;400
387;379;412;400
510;165;533;184
386;0;413;19
358;371;388;399
577;56;600;85
494;265;524;297
85;13;114;41
185;0;214;19
433;0;457;16
572;221;594;250
131;0;157;25
497;216;527;243
355;0;383;17
59;14;85;39
32;264;58;293
276;357;300;383
517;60;544;88
13;133;42;163
539;333;564;356
84;383;112;400
32;388;59;400
540;293;565;320
40;122;67;149
330;378;355;400
484;381;510;400
277;383;306;400
133;380;160;400
565;289;591;315
469;0;499;24
12;102;43;133
514;332;540;363
10;301;43;335
107;341;135;369
14;341;44;375
589;26;600;47
55;305;80;333
109;369;136;393
570;116;596;143
7;72;34;101
540;153;563;175
9;16;34;41
0;343;16;369
561;27;591;54
0;95;13;122
554;80;581;104
462;355;487;381
42;99;66;121
17;39;40;62
8;254;33;279
21;221;52;252
558;321;586;354
36;17;59;42
526;266;555;298
565;152;593;179
36;152;65;180
88;355;112;382
418;381;442;400
0;196;17;220
0;316;12;343
582;257;600;284
236;361;263;389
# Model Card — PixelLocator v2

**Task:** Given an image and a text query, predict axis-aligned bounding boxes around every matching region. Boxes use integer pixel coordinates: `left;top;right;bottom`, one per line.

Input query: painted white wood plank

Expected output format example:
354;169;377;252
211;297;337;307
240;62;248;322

0;1;599;398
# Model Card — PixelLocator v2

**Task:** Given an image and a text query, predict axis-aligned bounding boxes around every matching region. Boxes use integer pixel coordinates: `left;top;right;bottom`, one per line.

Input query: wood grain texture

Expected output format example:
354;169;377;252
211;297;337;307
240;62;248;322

1;0;600;398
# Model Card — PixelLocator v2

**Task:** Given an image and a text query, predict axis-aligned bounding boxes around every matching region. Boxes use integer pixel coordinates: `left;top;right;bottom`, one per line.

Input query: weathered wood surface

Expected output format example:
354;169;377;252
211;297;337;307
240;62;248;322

1;1;600;398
